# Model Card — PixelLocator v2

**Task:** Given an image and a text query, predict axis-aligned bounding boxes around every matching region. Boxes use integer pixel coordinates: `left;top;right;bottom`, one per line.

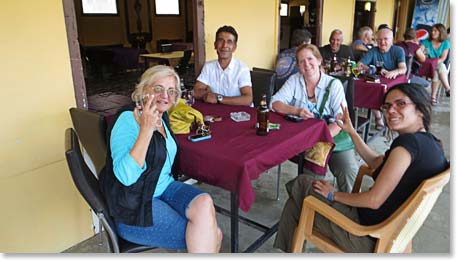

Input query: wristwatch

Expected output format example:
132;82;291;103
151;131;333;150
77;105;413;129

217;94;223;104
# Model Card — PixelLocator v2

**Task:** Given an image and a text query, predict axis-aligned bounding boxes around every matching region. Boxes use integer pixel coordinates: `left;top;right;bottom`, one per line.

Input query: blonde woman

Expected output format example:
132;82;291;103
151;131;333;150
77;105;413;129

99;65;222;253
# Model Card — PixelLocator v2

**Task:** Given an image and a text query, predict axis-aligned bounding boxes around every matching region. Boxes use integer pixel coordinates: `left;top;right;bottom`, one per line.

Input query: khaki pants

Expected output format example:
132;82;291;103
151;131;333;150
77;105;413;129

273;174;376;253
305;149;359;193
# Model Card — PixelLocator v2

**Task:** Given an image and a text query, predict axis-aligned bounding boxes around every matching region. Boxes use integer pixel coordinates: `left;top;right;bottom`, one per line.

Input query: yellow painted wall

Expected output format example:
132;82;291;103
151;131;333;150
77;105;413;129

203;0;279;70
322;0;356;45
374;0;396;31
0;0;93;252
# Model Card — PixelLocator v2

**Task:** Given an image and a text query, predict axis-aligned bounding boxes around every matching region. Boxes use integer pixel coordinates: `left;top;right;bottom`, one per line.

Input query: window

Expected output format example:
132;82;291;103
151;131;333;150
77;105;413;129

280;3;288;17
155;0;180;15
82;0;118;15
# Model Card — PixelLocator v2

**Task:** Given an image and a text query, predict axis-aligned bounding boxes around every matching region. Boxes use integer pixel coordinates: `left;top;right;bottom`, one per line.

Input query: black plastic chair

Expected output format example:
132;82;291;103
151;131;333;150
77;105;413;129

250;68;276;108
69;108;107;176
65;128;156;253
250;68;281;199
174;50;193;76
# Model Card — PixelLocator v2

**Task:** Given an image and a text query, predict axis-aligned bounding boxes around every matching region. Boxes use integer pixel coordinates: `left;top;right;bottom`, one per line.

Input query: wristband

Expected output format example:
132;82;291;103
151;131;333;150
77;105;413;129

327;191;334;202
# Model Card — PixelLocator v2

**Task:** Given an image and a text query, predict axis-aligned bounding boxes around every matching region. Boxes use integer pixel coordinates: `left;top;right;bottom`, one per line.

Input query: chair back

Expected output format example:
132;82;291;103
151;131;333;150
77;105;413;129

250;68;276;107
65;128;154;253
405;54;414;80
65;128;118;251
382;168;450;253
175;50;193;75
69;107;107;175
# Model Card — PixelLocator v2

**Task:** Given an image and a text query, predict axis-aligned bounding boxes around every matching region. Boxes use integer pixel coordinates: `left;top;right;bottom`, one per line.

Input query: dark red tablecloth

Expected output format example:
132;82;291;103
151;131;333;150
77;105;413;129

354;75;407;109
417;58;438;79
175;101;333;211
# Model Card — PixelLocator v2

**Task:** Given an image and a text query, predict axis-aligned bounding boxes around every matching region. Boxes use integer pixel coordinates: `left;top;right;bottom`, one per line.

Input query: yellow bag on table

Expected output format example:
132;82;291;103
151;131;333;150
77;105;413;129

168;99;204;134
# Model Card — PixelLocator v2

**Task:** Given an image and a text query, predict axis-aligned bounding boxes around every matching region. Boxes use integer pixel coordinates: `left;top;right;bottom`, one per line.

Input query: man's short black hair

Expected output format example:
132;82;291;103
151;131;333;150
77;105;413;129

215;25;238;43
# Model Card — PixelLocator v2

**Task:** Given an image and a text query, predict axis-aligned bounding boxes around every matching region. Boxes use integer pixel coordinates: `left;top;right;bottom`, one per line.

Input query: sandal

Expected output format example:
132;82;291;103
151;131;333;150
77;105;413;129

375;116;384;131
431;96;437;106
446;89;450;97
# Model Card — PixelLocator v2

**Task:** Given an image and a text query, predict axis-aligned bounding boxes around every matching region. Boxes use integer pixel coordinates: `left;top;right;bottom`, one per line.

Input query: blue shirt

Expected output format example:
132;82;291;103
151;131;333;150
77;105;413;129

422;39;450;59
360;45;405;71
275;47;299;81
110;111;175;197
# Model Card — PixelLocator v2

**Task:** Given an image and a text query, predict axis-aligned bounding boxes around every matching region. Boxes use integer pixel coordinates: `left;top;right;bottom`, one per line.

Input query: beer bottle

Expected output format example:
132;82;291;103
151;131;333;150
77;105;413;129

256;94;269;136
345;57;352;77
330;54;338;72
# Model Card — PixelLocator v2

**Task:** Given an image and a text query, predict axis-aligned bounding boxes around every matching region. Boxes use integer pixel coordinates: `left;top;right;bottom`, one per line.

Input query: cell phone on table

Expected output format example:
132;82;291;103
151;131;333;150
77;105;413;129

188;134;212;142
284;114;304;122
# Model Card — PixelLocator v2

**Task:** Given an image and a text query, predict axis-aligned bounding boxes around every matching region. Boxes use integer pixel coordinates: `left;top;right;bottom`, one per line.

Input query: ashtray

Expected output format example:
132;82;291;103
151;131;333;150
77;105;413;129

230;111;250;122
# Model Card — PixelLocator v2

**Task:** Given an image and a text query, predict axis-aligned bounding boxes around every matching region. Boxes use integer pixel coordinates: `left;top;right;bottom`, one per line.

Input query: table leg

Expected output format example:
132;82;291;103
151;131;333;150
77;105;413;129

297;151;304;175
230;192;239;253
143;58;149;71
364;109;372;142
214;191;279;252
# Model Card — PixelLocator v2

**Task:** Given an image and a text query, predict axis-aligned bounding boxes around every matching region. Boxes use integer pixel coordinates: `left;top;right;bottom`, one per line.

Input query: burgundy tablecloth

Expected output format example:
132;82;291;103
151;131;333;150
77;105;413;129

354;75;407;109
417;58;438;79
176;101;333;212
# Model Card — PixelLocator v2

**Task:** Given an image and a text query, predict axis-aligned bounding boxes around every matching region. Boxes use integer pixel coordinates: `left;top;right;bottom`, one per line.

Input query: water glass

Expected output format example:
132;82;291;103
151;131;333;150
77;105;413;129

376;60;384;75
185;90;195;106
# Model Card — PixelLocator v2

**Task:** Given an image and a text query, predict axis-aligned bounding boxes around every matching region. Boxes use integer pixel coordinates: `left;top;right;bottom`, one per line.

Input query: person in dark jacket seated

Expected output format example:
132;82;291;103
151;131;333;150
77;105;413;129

99;65;222;253
274;83;448;252
319;29;354;64
275;28;312;88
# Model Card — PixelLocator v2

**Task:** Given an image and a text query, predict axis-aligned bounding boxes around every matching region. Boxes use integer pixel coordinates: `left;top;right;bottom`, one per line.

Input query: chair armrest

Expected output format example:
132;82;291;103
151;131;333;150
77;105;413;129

351;164;375;193
302;196;383;238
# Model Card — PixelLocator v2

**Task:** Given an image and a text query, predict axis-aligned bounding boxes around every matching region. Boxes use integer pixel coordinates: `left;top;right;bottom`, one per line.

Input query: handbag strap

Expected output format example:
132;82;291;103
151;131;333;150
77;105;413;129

318;78;337;118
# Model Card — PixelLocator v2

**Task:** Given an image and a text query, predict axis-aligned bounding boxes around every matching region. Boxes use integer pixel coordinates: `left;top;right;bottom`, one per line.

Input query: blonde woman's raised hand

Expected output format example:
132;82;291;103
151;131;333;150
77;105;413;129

133;94;161;134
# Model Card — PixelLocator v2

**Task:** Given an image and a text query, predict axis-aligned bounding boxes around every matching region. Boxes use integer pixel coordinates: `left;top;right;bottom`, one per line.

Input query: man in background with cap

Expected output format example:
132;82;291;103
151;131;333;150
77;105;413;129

275;28;312;88
396;28;429;88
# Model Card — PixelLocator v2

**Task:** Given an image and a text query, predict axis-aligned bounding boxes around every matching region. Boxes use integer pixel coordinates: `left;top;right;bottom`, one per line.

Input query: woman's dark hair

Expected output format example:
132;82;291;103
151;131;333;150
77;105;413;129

384;83;432;131
432;23;448;42
215;25;238;43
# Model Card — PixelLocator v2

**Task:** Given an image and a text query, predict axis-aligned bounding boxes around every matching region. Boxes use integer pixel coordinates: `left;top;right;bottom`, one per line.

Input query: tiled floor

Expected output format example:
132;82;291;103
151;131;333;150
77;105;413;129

65;86;451;254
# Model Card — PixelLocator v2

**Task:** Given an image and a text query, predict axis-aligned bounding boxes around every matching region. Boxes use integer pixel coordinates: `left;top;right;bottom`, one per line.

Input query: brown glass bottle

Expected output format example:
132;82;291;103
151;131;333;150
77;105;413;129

330;54;338;72
256;94;269;136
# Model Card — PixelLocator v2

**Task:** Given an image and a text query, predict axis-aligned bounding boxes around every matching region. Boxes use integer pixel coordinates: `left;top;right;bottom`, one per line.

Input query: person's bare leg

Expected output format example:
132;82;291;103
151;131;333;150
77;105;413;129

438;71;451;92
185;194;222;253
431;81;440;104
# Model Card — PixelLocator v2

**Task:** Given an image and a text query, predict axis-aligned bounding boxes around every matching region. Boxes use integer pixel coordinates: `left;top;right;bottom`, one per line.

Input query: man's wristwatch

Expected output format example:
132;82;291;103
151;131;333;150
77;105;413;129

217;94;223;104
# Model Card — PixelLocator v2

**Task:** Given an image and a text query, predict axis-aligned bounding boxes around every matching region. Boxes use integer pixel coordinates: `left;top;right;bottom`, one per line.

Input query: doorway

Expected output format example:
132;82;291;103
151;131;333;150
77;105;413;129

62;0;205;112
352;0;376;42
279;0;323;51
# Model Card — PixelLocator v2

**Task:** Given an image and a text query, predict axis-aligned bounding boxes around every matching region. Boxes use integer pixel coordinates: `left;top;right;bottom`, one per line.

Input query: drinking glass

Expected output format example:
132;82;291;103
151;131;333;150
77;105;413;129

352;67;361;79
423;48;429;58
376;60;384;75
185;90;195;106
133;93;162;127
